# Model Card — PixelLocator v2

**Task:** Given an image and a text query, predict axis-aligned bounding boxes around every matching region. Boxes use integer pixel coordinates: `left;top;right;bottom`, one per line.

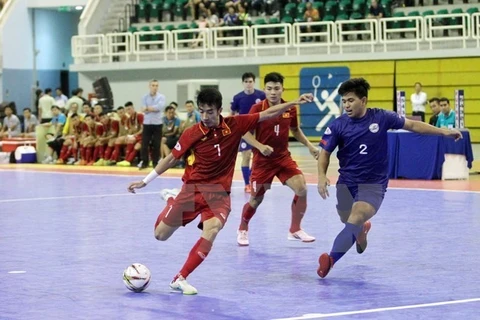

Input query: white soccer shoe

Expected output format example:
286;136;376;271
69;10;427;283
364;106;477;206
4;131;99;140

237;230;249;246
288;229;316;243
170;276;198;295
160;188;180;202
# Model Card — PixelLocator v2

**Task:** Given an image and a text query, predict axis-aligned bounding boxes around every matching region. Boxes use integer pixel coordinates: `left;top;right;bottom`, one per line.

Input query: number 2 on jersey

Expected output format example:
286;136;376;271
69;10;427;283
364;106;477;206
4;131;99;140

214;144;221;156
274;124;280;136
359;144;368;154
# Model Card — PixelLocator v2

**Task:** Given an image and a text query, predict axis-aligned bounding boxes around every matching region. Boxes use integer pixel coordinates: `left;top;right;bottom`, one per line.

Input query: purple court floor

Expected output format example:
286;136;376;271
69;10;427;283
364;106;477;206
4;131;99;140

1;170;479;320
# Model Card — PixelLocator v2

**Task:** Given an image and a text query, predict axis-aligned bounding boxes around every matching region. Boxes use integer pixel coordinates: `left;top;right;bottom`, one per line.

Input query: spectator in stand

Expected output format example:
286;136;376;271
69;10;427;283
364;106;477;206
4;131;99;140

303;2;320;40
238;3;251;26
428;98;441;126
0;106;21;138
55;88;69;108
410;82;427;122
368;0;384;19
38;88;56;124
66;88;85;112
22;108;38;137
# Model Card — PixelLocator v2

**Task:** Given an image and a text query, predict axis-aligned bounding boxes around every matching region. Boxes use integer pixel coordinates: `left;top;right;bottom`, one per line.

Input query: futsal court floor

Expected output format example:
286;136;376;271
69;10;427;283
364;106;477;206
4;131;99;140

1;144;479;320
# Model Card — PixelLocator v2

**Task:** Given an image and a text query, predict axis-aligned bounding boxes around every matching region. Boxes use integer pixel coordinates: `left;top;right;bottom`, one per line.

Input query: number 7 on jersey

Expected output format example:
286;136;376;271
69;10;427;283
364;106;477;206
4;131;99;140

214;144;221;156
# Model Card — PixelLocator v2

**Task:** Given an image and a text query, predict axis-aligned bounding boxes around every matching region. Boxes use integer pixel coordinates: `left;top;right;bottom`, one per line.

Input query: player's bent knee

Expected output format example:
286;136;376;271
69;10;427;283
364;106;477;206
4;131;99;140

201;218;224;242
154;222;176;241
249;196;263;208
348;202;376;225
294;184;308;197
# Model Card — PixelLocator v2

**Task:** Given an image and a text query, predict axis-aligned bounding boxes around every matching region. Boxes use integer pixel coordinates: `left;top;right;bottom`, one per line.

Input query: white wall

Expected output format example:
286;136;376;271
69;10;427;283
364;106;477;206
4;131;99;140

78;66;262;112
27;0;87;8
2;0;33;70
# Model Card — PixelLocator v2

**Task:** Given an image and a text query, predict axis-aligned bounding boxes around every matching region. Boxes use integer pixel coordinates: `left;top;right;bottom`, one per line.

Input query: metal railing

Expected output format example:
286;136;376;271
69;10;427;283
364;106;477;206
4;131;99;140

71;14;480;63
473;13;480;48
71;34;105;63
251;23;293;56
380;16;423;51
292;21;336;55
424;13;470;49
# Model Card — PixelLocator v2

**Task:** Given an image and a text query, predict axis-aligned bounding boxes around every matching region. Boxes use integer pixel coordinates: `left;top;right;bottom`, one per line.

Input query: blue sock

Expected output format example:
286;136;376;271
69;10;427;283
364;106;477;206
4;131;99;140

330;223;362;264
241;166;251;186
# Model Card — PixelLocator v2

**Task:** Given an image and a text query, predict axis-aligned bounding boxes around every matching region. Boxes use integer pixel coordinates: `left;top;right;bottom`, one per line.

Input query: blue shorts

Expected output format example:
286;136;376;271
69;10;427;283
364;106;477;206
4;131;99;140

239;139;252;152
336;183;386;213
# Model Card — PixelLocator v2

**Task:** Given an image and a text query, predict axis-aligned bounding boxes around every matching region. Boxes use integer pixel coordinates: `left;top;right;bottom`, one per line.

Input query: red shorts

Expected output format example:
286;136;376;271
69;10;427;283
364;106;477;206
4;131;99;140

158;185;231;229
250;156;302;197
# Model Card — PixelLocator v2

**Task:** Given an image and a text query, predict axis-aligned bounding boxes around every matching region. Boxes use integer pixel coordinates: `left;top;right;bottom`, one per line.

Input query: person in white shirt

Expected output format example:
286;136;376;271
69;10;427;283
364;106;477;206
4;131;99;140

55;88;68;108
410;82;427;122
38;88;56;123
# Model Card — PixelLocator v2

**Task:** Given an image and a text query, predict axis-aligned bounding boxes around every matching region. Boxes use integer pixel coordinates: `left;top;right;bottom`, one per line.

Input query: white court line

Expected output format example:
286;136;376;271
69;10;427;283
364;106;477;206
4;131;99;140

1;168;479;194
272;298;480;320
0;186;245;203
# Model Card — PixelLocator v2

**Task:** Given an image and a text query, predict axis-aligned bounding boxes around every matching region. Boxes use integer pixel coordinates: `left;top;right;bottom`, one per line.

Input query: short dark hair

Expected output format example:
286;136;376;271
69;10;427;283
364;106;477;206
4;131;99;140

338;78;371;99
99;112;108;117
125;101;134;107
185;100;195;105
83;102;91;107
439;97;450;104
242;72;256;82
45;88;52;94
56;87;62;92
429;97;440;104
264;72;284;85
23;108;32;112
165;106;175;112
169;101;178;107
51;105;60;110
117;106;124;111
71;113;79;119
197;87;223;110
84;114;93;119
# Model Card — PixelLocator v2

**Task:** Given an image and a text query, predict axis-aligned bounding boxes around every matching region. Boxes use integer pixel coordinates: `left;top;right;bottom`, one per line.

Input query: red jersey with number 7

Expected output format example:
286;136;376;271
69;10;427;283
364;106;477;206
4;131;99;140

249;99;298;162
171;114;260;192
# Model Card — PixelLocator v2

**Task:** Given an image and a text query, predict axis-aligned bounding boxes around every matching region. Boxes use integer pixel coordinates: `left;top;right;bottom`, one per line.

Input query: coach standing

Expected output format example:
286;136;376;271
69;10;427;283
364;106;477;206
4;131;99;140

140;79;165;169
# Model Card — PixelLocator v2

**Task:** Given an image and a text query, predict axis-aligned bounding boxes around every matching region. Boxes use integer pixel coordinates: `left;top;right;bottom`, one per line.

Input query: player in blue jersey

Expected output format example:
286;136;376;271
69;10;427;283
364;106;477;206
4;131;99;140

231;72;266;192
316;78;462;278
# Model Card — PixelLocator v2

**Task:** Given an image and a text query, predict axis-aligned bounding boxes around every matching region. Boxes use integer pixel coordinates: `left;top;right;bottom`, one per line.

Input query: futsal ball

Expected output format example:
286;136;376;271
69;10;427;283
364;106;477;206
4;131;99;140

123;263;151;292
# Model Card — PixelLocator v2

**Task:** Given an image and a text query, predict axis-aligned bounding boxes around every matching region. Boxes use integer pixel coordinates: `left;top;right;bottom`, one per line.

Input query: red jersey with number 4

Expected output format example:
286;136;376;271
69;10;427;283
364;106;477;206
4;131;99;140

171;114;260;192
249;99;298;162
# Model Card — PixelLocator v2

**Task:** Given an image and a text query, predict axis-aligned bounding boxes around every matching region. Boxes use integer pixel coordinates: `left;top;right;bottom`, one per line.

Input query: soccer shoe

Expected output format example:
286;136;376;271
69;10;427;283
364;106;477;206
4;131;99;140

55;159;64;165
66;158;76;165
160;188;180;202
116;160;131;167
356;221;372;254
237;230;249;246
93;158;105;166
317;253;334;278
42;156;53;164
288;229;316;243
170;276;198;295
244;185;251;193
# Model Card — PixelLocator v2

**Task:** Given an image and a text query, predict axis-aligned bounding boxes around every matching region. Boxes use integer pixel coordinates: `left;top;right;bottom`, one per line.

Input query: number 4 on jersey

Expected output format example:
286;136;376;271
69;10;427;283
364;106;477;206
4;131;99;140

274;124;280;136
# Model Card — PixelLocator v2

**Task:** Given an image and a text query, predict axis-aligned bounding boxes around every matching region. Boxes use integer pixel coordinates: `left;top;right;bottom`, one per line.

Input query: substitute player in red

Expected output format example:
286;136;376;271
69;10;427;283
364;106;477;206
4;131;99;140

127;88;313;295
237;72;319;246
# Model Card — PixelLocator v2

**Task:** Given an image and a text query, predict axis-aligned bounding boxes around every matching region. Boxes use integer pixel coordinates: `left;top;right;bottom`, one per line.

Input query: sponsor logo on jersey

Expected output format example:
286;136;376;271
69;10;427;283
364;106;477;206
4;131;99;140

174;142;182;151
324;127;332;135
369;123;379;133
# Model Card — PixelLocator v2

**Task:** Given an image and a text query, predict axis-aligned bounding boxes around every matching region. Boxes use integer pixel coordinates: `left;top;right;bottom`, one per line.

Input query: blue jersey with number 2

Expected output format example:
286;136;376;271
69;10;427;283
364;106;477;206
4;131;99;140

319;108;405;187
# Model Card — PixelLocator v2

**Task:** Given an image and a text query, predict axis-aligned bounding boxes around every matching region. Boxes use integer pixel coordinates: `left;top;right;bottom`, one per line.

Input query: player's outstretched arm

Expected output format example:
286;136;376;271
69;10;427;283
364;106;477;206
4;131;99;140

127;153;179;193
403;119;463;141
317;149;331;199
242;132;274;156
290;127;319;160
258;93;313;122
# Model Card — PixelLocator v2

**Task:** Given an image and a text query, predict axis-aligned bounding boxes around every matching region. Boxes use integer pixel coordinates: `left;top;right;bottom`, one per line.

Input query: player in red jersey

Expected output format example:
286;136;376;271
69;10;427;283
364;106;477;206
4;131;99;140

77;114;104;165
93;112;120;166
127;88;313;295
116;102;144;167
236;72;320;246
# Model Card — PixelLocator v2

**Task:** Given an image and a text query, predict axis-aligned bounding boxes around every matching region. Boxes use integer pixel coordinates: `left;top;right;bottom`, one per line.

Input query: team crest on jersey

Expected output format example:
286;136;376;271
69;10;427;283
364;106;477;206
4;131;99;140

255;98;261;104
324;127;332;135
174;142;182;151
369;123;379;133
282;112;290;118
